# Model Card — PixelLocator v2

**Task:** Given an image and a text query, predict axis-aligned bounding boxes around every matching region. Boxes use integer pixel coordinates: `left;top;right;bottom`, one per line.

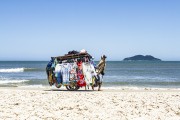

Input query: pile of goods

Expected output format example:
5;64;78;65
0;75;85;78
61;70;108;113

46;50;106;91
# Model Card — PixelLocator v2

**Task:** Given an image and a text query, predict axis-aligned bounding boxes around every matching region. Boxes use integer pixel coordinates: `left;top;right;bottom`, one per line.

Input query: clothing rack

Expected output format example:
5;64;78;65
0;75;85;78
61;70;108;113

52;53;92;61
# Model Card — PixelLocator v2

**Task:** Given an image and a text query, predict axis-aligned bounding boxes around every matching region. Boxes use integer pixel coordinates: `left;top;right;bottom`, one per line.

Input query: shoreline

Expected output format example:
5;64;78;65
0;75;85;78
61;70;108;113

1;85;180;92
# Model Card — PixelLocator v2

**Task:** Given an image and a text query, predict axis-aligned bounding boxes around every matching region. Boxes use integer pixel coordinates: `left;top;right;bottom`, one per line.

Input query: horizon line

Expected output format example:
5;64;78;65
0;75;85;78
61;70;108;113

0;60;180;62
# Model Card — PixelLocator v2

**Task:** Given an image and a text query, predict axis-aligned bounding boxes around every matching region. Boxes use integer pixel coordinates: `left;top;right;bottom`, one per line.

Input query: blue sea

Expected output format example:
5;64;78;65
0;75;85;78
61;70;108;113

0;61;180;88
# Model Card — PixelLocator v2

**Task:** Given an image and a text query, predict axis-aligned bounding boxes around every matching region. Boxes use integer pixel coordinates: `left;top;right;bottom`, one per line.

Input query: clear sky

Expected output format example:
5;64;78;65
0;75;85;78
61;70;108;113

0;0;180;61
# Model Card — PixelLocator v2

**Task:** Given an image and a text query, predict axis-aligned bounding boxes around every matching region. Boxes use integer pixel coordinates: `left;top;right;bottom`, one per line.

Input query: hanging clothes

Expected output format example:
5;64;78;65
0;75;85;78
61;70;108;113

69;62;78;81
77;61;86;87
90;62;97;77
90;62;98;85
62;63;71;84
47;51;106;90
55;64;63;84
82;62;93;86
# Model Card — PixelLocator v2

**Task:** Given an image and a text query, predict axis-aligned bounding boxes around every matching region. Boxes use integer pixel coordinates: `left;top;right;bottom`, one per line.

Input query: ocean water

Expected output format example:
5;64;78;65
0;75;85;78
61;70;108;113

0;61;180;88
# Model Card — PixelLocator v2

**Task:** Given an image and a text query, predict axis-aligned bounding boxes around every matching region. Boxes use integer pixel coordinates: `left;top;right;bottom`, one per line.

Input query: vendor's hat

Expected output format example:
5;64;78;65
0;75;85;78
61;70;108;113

102;55;107;59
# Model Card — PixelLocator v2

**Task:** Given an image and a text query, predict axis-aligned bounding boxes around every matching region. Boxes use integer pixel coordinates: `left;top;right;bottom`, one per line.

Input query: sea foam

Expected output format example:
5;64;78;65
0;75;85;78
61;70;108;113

0;68;24;73
0;80;29;84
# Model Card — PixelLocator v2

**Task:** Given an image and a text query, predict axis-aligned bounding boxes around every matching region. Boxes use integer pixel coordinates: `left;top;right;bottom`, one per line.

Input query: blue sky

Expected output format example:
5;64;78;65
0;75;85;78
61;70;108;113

0;0;180;61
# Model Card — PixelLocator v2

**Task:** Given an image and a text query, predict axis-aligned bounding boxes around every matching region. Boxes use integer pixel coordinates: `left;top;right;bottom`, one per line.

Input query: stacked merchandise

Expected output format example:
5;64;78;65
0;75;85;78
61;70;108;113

46;50;97;89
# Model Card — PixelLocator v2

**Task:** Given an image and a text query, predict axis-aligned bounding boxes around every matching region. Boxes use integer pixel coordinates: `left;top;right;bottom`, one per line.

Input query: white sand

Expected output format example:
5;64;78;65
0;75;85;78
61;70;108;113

0;87;180;120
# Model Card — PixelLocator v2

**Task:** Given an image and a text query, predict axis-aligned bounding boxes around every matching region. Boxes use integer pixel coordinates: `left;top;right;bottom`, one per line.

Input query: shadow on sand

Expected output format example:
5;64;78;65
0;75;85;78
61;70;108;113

44;89;95;92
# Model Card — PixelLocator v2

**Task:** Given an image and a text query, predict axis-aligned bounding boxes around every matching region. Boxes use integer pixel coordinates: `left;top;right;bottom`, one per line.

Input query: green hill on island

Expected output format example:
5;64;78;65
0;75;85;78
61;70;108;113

123;55;161;61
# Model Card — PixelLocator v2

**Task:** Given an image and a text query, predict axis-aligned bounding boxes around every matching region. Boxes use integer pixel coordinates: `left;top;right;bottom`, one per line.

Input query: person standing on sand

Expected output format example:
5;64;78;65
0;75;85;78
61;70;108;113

97;55;107;76
95;55;107;91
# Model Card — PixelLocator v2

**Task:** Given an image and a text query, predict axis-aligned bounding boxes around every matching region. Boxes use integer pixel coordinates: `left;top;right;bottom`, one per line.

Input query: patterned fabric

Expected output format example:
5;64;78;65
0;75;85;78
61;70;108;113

69;63;78;81
77;61;86;87
82;62;93;86
62;63;71;84
55;64;63;84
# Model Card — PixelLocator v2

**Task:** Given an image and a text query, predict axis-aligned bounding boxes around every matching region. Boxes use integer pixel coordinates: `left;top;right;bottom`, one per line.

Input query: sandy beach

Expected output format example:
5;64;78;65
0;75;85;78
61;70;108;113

0;87;180;120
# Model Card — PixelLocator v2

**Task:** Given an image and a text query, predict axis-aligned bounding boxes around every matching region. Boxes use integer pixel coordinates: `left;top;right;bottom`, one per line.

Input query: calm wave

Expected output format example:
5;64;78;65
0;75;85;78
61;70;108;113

0;61;180;88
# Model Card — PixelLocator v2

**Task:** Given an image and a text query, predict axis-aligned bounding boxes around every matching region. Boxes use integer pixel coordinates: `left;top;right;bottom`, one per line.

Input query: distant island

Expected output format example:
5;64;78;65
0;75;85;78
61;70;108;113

123;55;161;61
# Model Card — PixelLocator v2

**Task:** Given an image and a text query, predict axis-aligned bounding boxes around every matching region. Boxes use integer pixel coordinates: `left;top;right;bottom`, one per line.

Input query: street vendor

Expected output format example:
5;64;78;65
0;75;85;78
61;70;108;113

97;55;107;75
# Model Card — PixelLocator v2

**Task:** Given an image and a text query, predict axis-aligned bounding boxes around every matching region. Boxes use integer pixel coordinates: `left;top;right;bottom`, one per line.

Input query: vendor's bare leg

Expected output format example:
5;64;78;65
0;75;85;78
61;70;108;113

98;83;101;91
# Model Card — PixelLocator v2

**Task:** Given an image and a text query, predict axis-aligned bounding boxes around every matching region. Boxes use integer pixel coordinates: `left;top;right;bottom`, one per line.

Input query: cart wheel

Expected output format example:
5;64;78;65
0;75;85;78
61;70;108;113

66;82;79;91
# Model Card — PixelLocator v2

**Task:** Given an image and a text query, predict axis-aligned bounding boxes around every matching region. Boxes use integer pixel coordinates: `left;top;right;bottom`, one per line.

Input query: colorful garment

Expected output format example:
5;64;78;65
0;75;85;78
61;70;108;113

77;61;86;87
82;62;93;86
54;64;63;84
69;62;78;81
62;63;71;84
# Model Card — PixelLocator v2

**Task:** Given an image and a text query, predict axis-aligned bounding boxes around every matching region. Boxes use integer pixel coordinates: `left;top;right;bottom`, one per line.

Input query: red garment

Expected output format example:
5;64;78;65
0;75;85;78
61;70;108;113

77;79;86;87
77;61;83;70
77;61;86;87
